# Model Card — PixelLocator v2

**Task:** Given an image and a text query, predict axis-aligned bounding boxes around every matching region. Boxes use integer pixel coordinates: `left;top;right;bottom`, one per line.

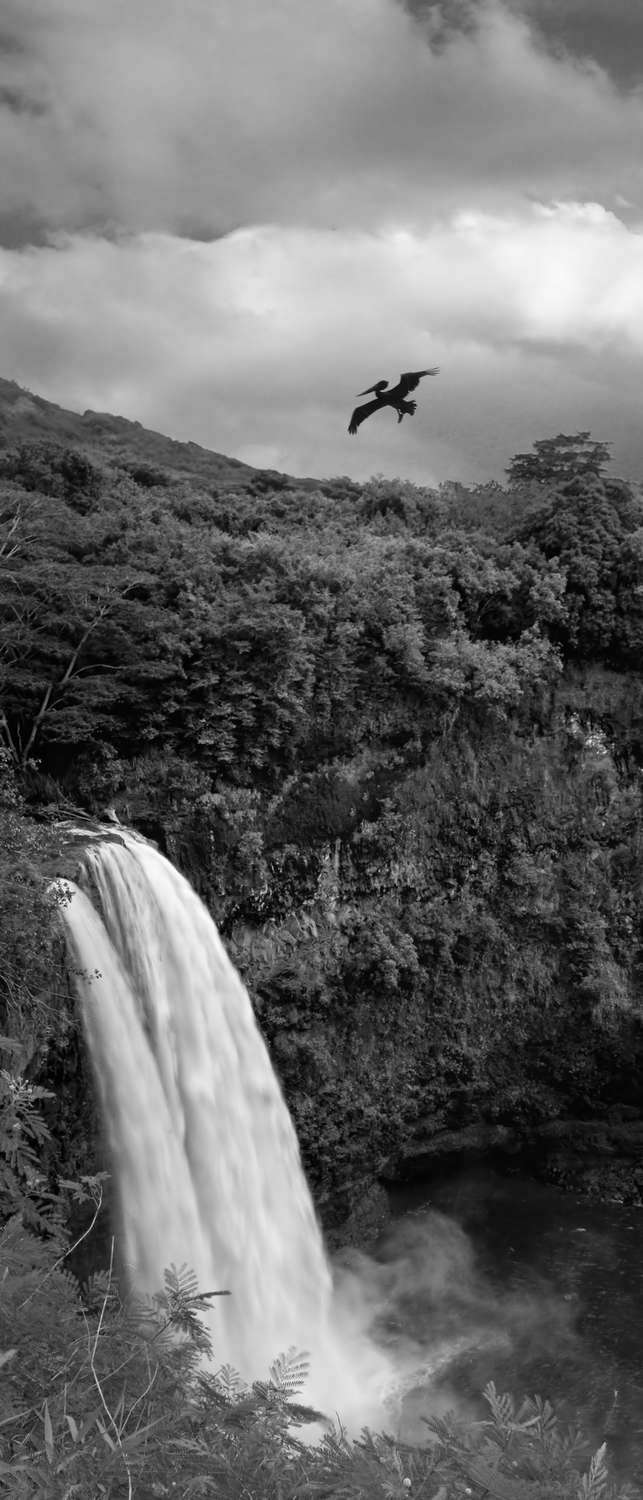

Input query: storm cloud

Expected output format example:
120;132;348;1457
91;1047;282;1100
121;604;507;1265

1;0;642;241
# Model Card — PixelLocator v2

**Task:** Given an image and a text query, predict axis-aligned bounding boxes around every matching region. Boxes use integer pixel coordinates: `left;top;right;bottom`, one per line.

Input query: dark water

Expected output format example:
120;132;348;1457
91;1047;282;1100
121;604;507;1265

383;1166;643;1482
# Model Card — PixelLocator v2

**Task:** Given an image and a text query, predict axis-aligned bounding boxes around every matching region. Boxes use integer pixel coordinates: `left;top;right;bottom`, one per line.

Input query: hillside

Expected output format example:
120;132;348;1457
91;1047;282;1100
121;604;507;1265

0;375;323;496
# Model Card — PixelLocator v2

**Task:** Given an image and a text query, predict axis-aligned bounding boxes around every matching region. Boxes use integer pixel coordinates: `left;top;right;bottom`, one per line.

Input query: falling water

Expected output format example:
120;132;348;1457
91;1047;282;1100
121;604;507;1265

56;821;591;1447
58;829;347;1406
58;827;509;1429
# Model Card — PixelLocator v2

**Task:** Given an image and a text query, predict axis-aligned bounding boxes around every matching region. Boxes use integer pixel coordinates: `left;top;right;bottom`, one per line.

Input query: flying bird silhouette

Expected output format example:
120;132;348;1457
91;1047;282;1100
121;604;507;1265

348;368;439;435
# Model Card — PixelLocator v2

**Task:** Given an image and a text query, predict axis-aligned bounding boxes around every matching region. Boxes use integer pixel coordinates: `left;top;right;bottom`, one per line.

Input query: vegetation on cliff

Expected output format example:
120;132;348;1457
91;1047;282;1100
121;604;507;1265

0;406;642;1220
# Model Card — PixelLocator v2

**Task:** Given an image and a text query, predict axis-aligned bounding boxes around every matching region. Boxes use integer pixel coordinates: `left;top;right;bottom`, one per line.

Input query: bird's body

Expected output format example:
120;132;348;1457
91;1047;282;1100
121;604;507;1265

348;368;439;435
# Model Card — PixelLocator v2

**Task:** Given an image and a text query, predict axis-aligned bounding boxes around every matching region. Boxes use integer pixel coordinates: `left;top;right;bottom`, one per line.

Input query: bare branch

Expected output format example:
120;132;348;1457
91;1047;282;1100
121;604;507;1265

84;1236;134;1500
18;592;125;765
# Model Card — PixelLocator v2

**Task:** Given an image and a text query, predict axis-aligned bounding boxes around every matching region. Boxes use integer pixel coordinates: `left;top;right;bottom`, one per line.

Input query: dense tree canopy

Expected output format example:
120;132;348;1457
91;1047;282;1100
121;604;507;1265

505;431;612;487
3;431;640;784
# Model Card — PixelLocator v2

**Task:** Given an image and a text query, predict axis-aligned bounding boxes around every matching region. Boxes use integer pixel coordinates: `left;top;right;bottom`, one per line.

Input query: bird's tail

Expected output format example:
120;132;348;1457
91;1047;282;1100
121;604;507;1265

348;415;359;435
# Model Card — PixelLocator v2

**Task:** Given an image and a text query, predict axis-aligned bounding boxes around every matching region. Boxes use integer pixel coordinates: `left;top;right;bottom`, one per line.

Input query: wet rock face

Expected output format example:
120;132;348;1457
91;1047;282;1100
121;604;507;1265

324;1182;390;1251
385;1115;643;1211
544;1157;643;1206
536;1118;643;1206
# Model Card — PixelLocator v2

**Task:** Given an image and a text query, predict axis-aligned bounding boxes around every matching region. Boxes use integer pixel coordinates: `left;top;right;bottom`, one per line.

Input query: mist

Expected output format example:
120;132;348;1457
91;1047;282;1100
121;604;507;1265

326;1191;580;1439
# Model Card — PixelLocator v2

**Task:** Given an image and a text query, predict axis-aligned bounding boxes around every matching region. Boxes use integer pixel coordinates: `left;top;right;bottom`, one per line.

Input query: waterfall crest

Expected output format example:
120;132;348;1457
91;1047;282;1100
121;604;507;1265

59;831;336;1395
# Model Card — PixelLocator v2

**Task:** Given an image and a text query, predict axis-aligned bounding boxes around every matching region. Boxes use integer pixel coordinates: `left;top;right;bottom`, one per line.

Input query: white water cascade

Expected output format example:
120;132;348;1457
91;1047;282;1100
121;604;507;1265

58;829;359;1412
57;827;516;1433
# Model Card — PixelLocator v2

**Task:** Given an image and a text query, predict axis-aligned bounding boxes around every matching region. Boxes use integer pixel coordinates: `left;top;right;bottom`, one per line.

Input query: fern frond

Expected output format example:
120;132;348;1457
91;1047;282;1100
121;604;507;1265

277;1399;327;1427
578;1442;609;1500
137;1262;224;1356
465;1456;549;1500
269;1346;310;1396
319;1426;352;1459
422;1409;461;1443
558;1426;587;1466
164;1263;200;1301
57;1172;110;1205
252;1378;281;1406
83;1269;119;1314
356;1426;385;1457
221;1392;272;1426
0;1214;54;1273
514;1393;558;1437
214;1364;248;1402
483;1381;516;1435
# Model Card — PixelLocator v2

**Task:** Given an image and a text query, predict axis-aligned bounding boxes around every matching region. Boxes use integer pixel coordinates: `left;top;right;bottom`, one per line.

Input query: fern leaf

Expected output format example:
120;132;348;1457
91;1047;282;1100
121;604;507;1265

269;1346;310;1396
279;1399;327;1426
579;1443;609;1500
483;1381;516;1434
57;1172;109;1205
222;1393;271;1425
83;1269;117;1313
465;1456;548;1500
164;1262;200;1301
423;1409;461;1443
559;1426;587;1466
215;1363;248;1401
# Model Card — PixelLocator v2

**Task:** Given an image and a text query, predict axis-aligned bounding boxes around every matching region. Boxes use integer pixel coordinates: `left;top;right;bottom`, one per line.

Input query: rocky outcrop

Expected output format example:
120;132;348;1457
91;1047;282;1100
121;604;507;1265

385;1112;643;1207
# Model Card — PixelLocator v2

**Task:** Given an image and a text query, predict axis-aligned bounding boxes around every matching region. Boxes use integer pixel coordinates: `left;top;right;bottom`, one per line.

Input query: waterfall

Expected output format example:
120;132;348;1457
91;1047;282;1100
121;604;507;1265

58;827;509;1433
58;829;346;1407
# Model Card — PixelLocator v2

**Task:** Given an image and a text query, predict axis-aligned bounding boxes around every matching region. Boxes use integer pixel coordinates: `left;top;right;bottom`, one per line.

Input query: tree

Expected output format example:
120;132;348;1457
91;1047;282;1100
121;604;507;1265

513;474;643;664
506;432;612;488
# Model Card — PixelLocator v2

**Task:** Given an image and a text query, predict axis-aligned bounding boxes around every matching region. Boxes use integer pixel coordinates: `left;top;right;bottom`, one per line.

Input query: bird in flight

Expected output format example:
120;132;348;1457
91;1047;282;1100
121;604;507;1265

348;368;439;435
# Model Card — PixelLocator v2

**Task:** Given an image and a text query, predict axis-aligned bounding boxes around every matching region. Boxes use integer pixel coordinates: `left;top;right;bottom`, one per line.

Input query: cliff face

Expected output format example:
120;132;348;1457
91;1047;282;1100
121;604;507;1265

0;395;642;1235
5;752;642;1245
166;730;643;1226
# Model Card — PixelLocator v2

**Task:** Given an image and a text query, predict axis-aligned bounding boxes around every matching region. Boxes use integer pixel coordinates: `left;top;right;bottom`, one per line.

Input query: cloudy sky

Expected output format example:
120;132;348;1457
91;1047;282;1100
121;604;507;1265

1;0;643;486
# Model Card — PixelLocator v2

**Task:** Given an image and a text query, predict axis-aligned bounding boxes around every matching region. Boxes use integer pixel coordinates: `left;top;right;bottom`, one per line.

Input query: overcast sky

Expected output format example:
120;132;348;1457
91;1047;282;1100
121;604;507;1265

1;0;643;486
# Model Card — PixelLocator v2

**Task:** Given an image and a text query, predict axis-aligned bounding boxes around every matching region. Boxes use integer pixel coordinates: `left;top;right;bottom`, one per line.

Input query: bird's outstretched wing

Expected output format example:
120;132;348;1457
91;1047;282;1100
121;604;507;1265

398;367;440;396
348;397;387;435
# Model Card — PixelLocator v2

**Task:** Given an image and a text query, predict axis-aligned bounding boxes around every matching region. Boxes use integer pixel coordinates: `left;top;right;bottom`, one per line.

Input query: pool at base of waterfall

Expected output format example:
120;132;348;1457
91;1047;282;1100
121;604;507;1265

380;1165;643;1483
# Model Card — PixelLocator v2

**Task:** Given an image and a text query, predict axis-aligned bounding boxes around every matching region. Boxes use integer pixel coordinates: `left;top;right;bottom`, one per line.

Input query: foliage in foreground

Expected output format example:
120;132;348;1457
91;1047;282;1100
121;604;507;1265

0;1071;638;1500
0;1239;636;1500
0;1219;636;1500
